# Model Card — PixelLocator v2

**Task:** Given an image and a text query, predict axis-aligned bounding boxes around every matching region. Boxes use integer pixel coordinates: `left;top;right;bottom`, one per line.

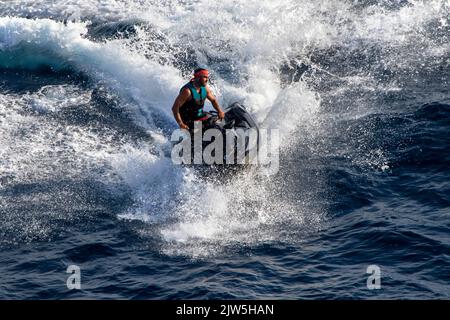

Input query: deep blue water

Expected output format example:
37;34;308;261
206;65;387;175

0;1;449;299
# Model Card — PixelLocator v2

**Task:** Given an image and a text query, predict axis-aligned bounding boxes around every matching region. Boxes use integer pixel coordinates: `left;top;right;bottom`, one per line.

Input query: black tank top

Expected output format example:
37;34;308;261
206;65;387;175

179;81;207;122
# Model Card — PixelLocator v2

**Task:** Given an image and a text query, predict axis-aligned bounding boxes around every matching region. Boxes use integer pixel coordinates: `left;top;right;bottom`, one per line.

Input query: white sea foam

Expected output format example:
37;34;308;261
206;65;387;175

0;0;447;255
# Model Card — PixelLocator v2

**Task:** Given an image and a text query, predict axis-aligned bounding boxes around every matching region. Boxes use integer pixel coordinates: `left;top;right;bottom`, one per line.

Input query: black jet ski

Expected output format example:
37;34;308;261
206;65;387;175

205;102;259;165
211;102;258;131
172;102;259;167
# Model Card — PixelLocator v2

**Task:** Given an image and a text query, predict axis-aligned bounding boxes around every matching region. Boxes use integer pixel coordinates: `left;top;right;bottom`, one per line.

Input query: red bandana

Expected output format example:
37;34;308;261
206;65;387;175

194;69;209;78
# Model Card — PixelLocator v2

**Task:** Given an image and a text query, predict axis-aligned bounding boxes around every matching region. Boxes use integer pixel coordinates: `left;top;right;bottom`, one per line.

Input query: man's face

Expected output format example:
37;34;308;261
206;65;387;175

198;75;209;86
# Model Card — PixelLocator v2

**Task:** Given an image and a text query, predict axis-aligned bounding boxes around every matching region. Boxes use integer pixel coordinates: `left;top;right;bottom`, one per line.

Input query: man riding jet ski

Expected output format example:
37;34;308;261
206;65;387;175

171;68;259;165
171;68;224;130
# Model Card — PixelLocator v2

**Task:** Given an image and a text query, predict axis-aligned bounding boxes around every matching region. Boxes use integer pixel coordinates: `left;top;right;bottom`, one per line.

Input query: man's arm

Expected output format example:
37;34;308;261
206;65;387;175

172;88;191;129
206;87;225;119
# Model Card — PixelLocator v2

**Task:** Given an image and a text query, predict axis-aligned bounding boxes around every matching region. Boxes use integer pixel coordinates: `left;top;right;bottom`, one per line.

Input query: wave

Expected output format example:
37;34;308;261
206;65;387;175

1;0;449;257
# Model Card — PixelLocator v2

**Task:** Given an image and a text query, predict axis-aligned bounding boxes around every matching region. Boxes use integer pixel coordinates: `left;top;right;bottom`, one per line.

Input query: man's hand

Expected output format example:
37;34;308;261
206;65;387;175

206;87;225;120
179;123;189;130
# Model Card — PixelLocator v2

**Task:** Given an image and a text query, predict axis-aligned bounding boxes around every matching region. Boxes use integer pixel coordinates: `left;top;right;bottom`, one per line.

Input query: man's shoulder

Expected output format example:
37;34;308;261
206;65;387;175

180;86;191;96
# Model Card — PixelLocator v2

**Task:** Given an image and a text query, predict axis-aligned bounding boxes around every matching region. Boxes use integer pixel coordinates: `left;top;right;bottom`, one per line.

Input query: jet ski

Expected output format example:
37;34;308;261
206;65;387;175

171;102;259;167
210;102;259;133
207;102;259;161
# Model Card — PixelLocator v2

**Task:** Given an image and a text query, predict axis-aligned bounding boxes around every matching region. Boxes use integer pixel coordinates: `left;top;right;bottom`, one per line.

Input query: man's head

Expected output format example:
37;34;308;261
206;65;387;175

194;68;209;86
